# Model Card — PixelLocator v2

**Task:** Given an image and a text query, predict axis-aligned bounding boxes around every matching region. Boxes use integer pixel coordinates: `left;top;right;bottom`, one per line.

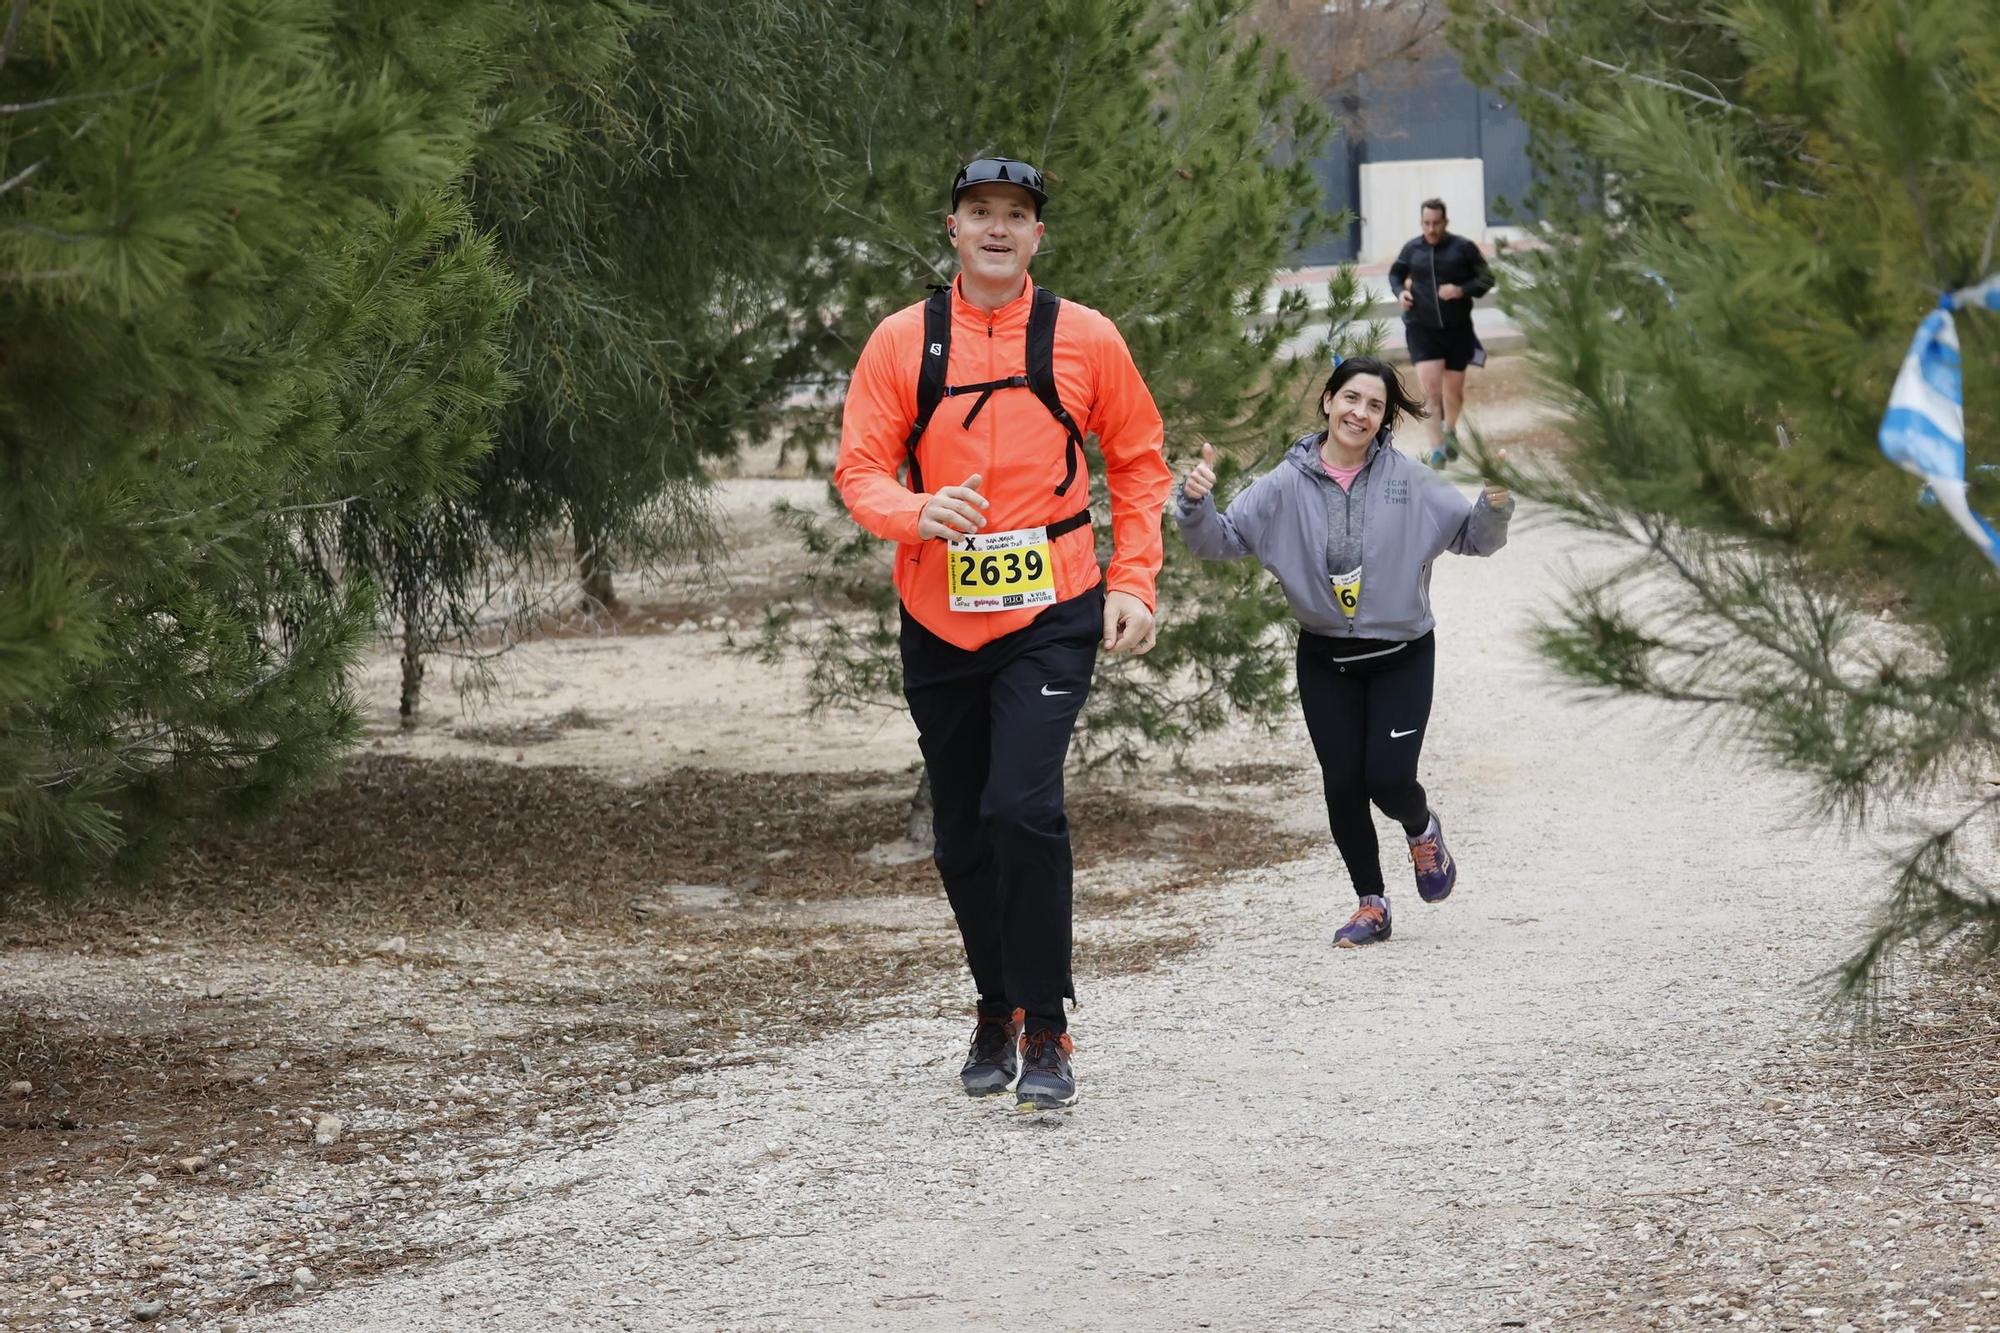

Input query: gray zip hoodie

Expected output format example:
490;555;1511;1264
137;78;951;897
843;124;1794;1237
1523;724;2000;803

1174;431;1512;639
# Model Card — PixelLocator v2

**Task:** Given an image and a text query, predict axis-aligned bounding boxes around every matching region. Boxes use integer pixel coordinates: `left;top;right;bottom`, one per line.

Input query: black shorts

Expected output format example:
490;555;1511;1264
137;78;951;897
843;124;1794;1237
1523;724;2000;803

1404;320;1483;371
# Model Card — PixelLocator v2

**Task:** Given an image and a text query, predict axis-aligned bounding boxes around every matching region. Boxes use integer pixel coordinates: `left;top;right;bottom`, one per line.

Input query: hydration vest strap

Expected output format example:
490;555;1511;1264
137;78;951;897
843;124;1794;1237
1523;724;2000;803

1026;287;1084;496
904;285;954;494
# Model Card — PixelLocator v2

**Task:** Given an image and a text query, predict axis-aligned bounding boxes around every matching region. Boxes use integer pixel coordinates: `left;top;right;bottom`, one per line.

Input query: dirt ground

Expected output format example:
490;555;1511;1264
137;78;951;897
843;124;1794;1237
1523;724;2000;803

5;356;1999;1332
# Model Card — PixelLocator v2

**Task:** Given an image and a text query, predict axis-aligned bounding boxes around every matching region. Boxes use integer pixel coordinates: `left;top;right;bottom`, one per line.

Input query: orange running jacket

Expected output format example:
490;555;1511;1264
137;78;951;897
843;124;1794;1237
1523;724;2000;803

834;277;1171;652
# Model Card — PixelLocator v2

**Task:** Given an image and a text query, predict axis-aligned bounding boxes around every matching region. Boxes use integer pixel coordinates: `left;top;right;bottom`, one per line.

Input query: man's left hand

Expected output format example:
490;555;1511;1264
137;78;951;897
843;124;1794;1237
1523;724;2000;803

1102;590;1156;656
1438;283;1464;300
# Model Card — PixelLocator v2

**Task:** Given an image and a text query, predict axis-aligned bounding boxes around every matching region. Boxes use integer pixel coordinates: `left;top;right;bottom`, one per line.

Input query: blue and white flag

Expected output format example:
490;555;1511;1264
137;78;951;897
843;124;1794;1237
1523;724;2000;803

1880;273;2000;564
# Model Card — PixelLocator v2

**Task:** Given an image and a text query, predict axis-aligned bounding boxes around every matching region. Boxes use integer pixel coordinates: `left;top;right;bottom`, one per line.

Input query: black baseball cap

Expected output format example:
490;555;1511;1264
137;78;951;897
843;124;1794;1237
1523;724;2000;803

951;157;1047;212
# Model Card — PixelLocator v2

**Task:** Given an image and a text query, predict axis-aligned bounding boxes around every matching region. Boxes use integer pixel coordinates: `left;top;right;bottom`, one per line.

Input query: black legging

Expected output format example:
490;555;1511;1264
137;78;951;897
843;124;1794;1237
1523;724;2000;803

1296;629;1435;897
900;588;1103;1036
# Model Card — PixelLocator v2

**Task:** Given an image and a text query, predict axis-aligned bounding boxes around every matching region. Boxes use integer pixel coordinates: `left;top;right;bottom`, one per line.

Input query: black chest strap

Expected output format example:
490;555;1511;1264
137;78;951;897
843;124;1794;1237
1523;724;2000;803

1044;509;1091;540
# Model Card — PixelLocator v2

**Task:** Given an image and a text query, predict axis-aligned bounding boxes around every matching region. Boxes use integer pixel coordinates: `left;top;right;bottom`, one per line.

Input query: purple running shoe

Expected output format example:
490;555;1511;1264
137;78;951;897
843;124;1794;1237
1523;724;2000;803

1334;894;1392;948
1408;810;1457;903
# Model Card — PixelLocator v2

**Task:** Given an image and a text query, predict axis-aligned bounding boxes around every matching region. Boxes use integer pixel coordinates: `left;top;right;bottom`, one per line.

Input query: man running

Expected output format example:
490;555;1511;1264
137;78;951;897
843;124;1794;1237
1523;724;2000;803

833;157;1172;1111
1388;198;1495;467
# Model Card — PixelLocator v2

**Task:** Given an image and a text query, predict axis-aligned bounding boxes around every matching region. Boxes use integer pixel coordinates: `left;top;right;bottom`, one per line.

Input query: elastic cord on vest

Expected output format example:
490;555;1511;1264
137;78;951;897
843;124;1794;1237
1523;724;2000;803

948;375;1030;429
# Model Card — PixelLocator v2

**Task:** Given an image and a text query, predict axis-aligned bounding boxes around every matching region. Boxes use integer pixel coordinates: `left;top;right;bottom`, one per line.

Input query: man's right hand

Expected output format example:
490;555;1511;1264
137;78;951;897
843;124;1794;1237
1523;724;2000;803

917;474;989;540
1181;442;1217;503
1398;287;1414;311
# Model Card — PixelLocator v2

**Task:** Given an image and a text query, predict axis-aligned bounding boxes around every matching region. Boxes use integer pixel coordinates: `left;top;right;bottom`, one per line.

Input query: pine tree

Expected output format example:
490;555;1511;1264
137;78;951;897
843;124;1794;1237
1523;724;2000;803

323;1;648;726
1449;0;1751;229
1444;0;2000;988
467;3;863;619
303;189;529;730
312;4;857;725
0;1;539;884
753;0;1372;773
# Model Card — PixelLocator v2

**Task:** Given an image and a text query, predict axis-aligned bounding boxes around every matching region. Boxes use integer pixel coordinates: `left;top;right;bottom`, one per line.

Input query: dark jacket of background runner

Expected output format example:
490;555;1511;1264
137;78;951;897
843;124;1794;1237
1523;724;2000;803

1388;233;1494;331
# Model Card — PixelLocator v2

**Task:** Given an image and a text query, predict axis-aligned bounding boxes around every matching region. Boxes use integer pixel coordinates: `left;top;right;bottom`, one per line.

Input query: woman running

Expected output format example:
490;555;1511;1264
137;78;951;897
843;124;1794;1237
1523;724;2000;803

1174;356;1513;947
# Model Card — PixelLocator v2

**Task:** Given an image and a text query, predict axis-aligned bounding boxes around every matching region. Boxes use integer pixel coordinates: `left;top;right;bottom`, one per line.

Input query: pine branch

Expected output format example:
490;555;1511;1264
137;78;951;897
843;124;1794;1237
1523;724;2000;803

1495;58;1579;115
273;496;364;518
0;68;188;116
0;0;28;75
6;222;100;244
0;157;46;195
823;194;949;283
1627;517;1927;730
1829;792;2000;999
1898;162;1944;283
1468;0;1746;115
1561;502;2000;788
129;494;364;536
1980;191;2000;276
1635;0;1709;27
1039;43;1078;167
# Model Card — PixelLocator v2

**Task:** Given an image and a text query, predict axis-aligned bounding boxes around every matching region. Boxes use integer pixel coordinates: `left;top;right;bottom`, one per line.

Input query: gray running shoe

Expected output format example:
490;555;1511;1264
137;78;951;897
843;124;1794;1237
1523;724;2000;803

1014;1030;1077;1111
960;1006;1022;1097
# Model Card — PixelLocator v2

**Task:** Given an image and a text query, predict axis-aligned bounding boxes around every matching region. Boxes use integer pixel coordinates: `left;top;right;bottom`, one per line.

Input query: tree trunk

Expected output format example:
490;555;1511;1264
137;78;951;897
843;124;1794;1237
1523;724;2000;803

906;764;933;845
576;527;617;611
398;593;425;731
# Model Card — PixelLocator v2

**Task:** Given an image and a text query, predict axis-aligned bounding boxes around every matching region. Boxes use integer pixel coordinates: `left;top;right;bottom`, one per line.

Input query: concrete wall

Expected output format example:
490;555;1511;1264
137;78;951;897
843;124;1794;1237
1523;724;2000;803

1358;158;1485;262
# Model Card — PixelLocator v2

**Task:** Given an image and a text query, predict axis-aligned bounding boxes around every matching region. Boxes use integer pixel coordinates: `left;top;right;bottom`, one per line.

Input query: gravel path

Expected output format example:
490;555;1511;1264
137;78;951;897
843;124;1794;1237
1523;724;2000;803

251;514;1926;1332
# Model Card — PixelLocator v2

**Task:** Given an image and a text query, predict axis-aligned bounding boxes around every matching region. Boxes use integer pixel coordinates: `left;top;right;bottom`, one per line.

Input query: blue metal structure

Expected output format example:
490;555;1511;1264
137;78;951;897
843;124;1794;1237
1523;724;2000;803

1298;50;1540;264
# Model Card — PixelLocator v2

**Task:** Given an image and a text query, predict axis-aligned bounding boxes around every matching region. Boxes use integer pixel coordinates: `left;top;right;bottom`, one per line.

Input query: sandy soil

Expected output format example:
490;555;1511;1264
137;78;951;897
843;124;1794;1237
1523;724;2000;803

6;357;1999;1332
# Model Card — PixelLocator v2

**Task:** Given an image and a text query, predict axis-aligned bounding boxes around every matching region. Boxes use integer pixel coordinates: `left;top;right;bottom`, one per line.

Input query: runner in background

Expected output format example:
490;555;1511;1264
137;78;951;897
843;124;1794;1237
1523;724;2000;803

1389;199;1495;468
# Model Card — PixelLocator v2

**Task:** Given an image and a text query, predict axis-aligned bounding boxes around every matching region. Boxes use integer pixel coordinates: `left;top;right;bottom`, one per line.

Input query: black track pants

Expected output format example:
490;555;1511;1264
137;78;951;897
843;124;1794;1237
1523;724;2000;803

1296;629;1436;898
900;586;1102;1034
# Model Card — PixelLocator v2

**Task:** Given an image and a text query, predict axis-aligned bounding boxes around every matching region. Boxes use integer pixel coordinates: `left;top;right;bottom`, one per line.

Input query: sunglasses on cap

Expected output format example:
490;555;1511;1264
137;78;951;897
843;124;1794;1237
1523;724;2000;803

951;157;1047;211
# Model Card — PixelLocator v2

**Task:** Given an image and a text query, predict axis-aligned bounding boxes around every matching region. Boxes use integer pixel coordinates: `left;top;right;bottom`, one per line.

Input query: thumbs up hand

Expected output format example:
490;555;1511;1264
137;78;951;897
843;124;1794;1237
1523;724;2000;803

918;473;990;540
1182;442;1219;503
1482;450;1511;508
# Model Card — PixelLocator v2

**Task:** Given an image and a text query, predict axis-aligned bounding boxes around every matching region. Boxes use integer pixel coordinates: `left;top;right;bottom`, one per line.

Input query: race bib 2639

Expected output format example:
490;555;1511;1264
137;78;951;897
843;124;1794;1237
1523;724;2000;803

948;526;1058;612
